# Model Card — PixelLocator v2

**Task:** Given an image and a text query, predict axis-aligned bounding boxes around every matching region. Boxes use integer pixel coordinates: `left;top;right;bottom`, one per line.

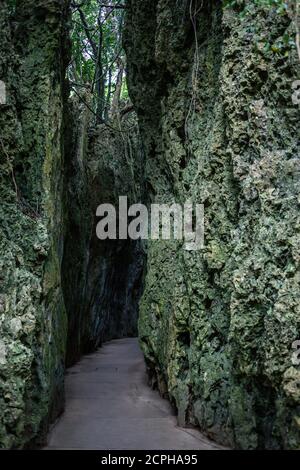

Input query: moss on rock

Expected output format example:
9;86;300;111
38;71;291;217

0;0;70;448
125;0;300;449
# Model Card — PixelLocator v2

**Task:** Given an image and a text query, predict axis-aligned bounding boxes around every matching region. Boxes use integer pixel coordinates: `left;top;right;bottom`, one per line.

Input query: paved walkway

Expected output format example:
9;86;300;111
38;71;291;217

46;338;221;450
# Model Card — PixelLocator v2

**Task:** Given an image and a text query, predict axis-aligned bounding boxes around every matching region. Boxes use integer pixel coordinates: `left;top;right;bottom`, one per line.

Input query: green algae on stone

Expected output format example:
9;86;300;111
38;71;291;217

0;0;70;448
125;0;300;449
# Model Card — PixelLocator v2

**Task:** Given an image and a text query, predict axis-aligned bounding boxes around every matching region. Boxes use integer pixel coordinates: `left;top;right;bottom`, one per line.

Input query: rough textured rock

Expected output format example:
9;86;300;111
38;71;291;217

63;102;145;366
124;0;300;449
0;0;70;448
1;0;299;451
0;0;144;447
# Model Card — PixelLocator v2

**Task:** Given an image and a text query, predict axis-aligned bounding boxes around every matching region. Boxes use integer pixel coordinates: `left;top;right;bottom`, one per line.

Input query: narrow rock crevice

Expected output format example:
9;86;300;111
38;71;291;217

62;98;145;366
0;0;299;451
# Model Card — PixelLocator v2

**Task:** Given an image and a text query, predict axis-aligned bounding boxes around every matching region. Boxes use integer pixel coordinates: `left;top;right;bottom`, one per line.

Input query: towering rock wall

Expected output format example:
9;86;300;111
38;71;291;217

0;0;144;447
125;0;300;449
1;0;299;451
63;100;145;366
0;2;144;447
0;0;70;448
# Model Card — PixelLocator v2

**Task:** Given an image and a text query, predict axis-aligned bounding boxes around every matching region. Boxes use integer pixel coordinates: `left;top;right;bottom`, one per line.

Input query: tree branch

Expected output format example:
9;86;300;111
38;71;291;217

98;4;126;8
77;7;98;57
120;104;134;117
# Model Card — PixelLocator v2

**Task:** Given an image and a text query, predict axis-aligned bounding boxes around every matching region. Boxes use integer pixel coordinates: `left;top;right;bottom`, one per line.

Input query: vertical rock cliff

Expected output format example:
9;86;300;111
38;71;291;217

0;0;144;447
1;0;299;451
0;1;144;446
124;0;300;449
0;0;70;448
63;99;145;366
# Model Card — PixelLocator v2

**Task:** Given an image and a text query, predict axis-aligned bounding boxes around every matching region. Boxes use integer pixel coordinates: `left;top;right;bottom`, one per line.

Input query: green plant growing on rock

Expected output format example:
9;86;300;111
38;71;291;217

224;0;299;58
223;0;290;14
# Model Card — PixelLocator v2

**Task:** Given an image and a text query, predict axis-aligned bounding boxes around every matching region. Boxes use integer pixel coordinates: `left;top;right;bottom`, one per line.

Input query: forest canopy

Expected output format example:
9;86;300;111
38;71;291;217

70;0;128;123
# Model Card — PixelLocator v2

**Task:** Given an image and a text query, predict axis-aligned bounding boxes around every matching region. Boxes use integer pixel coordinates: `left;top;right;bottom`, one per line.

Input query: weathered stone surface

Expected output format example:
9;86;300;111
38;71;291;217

63;102;145;366
124;0;300;449
0;0;144;447
0;0;70;448
1;0;299;451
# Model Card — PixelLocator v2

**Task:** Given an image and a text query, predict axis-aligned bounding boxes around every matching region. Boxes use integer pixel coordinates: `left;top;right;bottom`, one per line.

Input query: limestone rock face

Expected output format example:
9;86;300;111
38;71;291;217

0;1;70;448
0;1;144;447
63;101;145;366
1;0;299;451
124;0;300;449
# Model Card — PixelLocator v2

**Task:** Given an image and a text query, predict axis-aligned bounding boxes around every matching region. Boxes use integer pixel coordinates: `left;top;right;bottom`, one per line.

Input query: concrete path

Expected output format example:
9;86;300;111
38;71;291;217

46;338;221;450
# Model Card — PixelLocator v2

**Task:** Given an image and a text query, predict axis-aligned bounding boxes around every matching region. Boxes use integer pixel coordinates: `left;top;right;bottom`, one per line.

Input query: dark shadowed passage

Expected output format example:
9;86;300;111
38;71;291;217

46;339;222;450
1;0;299;451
